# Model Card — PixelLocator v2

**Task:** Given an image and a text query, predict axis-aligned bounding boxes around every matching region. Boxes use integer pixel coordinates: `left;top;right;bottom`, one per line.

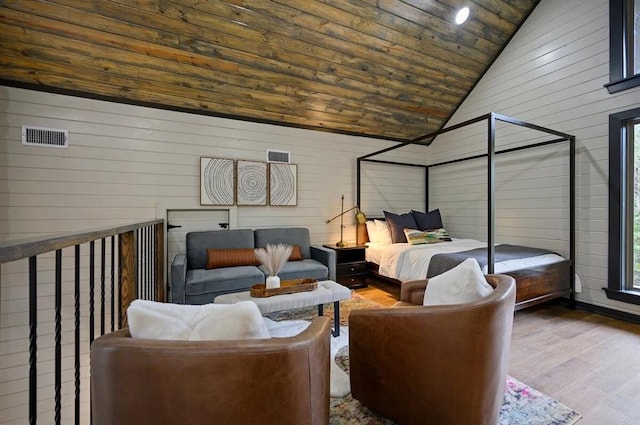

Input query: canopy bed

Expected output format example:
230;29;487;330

356;113;576;310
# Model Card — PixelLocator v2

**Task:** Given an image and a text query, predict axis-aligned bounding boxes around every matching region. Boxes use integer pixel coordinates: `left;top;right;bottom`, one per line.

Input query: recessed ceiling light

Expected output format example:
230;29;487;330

455;7;470;25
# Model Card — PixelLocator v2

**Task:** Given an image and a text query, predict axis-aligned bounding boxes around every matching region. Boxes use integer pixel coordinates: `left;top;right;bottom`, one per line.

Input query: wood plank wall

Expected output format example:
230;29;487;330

0;84;429;425
0;0;538;140
428;0;640;316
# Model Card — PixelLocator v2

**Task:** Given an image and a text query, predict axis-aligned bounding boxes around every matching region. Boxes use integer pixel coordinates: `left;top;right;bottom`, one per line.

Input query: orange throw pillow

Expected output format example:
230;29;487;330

289;245;303;261
206;248;261;269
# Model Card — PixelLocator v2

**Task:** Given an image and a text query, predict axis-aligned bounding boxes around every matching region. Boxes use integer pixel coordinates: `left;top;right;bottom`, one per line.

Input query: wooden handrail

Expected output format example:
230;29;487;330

0;219;163;264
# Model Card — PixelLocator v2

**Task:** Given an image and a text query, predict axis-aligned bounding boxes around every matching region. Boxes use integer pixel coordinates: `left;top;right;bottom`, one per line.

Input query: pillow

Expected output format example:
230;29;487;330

365;220;379;243
206;248;261;269
289;245;303;261
383;211;418;243
423;258;493;306
404;228;452;245
412;209;444;231
127;299;271;340
374;219;393;245
366;220;393;244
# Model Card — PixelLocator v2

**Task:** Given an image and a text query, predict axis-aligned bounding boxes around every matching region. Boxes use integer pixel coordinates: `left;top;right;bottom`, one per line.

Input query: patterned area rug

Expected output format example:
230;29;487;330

331;344;581;425
264;292;380;325
267;294;582;425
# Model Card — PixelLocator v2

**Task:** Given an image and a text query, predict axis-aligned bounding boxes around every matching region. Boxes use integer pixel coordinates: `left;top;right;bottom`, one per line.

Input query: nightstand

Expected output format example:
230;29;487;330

323;245;368;289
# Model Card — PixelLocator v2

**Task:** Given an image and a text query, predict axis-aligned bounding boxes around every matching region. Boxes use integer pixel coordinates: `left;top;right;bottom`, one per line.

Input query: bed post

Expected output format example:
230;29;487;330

487;113;496;274
570;135;576;308
357;158;361;210
425;166;429;212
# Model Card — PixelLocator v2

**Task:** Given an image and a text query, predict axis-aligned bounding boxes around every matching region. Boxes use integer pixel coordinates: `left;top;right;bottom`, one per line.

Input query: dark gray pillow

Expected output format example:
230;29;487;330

412;209;443;231
383;211;418;243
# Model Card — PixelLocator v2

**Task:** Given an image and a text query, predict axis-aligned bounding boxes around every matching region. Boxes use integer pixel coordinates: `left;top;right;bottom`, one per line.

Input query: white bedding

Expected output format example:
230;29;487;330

366;239;566;283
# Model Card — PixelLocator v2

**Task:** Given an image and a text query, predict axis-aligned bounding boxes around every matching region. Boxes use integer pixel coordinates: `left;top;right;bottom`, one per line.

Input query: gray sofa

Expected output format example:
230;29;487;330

171;227;336;304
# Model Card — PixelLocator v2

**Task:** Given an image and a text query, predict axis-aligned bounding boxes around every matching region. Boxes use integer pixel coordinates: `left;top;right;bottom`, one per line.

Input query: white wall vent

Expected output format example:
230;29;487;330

267;149;290;163
22;126;69;148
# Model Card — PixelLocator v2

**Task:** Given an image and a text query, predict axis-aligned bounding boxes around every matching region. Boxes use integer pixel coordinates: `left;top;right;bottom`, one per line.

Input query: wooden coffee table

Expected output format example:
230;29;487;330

213;280;352;336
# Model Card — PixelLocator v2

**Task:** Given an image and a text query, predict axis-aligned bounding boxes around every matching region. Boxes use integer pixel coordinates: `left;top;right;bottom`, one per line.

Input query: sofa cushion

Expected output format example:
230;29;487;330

187;229;255;270
255;228;311;258
206;248;260;269
186;266;264;298
266;259;329;282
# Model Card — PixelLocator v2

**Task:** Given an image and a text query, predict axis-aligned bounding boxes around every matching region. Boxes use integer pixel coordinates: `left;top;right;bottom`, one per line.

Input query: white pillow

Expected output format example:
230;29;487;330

127;299;271;341
423;258;493;306
365;220;380;243
374;219;393;245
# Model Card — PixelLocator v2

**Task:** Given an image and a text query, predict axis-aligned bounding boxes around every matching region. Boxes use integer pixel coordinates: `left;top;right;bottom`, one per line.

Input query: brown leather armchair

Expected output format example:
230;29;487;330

349;274;516;425
91;316;331;425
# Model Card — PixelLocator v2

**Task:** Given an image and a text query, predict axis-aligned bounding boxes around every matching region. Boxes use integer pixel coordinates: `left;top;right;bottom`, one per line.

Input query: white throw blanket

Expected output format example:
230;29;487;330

265;318;350;397
127;299;271;340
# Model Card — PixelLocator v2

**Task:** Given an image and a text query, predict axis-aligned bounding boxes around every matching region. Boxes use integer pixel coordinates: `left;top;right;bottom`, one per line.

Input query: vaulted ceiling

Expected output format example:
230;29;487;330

0;0;539;141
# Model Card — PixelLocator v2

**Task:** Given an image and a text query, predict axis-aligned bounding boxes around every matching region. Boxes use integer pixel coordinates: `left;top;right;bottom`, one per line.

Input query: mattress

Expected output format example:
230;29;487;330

365;239;564;282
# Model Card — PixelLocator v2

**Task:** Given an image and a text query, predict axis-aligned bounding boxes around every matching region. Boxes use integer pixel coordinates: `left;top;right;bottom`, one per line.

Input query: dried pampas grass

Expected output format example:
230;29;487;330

254;244;293;276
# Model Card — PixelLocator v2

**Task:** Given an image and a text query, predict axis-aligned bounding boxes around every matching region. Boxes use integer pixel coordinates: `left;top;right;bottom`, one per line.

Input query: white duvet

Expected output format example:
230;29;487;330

366;239;566;283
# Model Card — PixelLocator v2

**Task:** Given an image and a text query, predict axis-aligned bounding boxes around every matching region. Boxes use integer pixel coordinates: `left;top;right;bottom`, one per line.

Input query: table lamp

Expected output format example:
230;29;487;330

326;195;365;247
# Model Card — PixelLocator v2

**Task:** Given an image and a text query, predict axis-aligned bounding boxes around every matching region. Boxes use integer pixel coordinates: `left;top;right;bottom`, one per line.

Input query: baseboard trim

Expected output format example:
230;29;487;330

568;299;640;325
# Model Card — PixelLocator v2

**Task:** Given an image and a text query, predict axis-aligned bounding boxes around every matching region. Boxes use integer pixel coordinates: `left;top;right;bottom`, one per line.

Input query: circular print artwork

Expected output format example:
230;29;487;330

237;161;267;205
201;158;234;205
269;163;297;206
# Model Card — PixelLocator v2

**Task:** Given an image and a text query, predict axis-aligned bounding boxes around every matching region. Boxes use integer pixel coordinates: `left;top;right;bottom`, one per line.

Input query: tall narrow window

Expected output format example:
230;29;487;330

606;0;640;93
631;119;640;289
607;108;640;304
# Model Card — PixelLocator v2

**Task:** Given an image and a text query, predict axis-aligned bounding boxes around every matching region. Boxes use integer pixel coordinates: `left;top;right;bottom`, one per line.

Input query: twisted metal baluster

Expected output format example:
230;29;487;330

54;249;62;425
28;256;37;425
74;245;80;425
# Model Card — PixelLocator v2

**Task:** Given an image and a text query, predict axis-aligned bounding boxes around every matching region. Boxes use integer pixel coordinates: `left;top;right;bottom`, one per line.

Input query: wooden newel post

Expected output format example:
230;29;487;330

119;230;136;328
155;223;165;302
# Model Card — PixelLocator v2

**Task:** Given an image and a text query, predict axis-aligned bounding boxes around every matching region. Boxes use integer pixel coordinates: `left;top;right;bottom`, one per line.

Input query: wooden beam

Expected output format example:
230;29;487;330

119;231;136;328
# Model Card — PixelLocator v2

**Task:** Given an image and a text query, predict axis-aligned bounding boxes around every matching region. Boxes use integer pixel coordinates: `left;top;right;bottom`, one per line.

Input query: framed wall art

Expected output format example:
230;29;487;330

200;157;235;206
236;160;267;206
269;163;297;206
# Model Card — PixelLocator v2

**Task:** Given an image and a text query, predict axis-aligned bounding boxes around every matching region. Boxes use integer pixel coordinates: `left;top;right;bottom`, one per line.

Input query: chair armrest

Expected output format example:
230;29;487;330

310;245;336;281
170;254;187;304
400;279;428;305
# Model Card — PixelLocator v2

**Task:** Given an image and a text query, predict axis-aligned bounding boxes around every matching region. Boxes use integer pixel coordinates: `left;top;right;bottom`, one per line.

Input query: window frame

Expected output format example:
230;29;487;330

607;107;640;305
605;0;640;93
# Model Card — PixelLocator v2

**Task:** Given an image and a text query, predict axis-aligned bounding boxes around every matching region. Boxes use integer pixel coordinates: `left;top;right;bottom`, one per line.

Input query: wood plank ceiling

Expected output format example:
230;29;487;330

0;0;539;141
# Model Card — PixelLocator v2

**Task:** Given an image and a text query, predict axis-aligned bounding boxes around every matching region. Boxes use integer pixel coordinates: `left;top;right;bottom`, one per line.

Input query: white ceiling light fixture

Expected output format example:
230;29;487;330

455;7;470;25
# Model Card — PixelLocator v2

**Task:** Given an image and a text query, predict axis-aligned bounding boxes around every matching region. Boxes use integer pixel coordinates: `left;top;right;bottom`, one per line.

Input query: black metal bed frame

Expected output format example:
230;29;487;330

356;112;575;289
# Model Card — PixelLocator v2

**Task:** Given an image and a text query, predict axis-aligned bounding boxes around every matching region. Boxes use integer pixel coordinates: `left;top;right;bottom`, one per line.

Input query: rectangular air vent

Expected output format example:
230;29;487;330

22;126;69;148
267;149;290;163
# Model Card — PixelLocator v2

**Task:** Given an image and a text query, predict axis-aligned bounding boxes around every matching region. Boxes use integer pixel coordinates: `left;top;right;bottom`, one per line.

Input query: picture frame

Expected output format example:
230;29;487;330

269;163;297;206
236;160;267;206
200;157;235;206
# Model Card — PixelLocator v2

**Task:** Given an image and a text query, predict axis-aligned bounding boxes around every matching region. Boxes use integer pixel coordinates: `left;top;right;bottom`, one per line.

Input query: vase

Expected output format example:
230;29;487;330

266;275;281;289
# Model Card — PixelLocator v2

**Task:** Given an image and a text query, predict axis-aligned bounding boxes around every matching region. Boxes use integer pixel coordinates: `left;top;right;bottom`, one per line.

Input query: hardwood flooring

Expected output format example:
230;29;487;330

354;280;640;425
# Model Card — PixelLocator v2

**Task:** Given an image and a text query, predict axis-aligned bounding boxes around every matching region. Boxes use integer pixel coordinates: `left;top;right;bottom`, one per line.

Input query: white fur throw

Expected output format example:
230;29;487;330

127;299;271;341
423;258;493;306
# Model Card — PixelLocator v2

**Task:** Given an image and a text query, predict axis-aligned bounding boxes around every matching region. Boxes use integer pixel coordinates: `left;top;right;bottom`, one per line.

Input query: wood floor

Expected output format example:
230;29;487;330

354;280;640;425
